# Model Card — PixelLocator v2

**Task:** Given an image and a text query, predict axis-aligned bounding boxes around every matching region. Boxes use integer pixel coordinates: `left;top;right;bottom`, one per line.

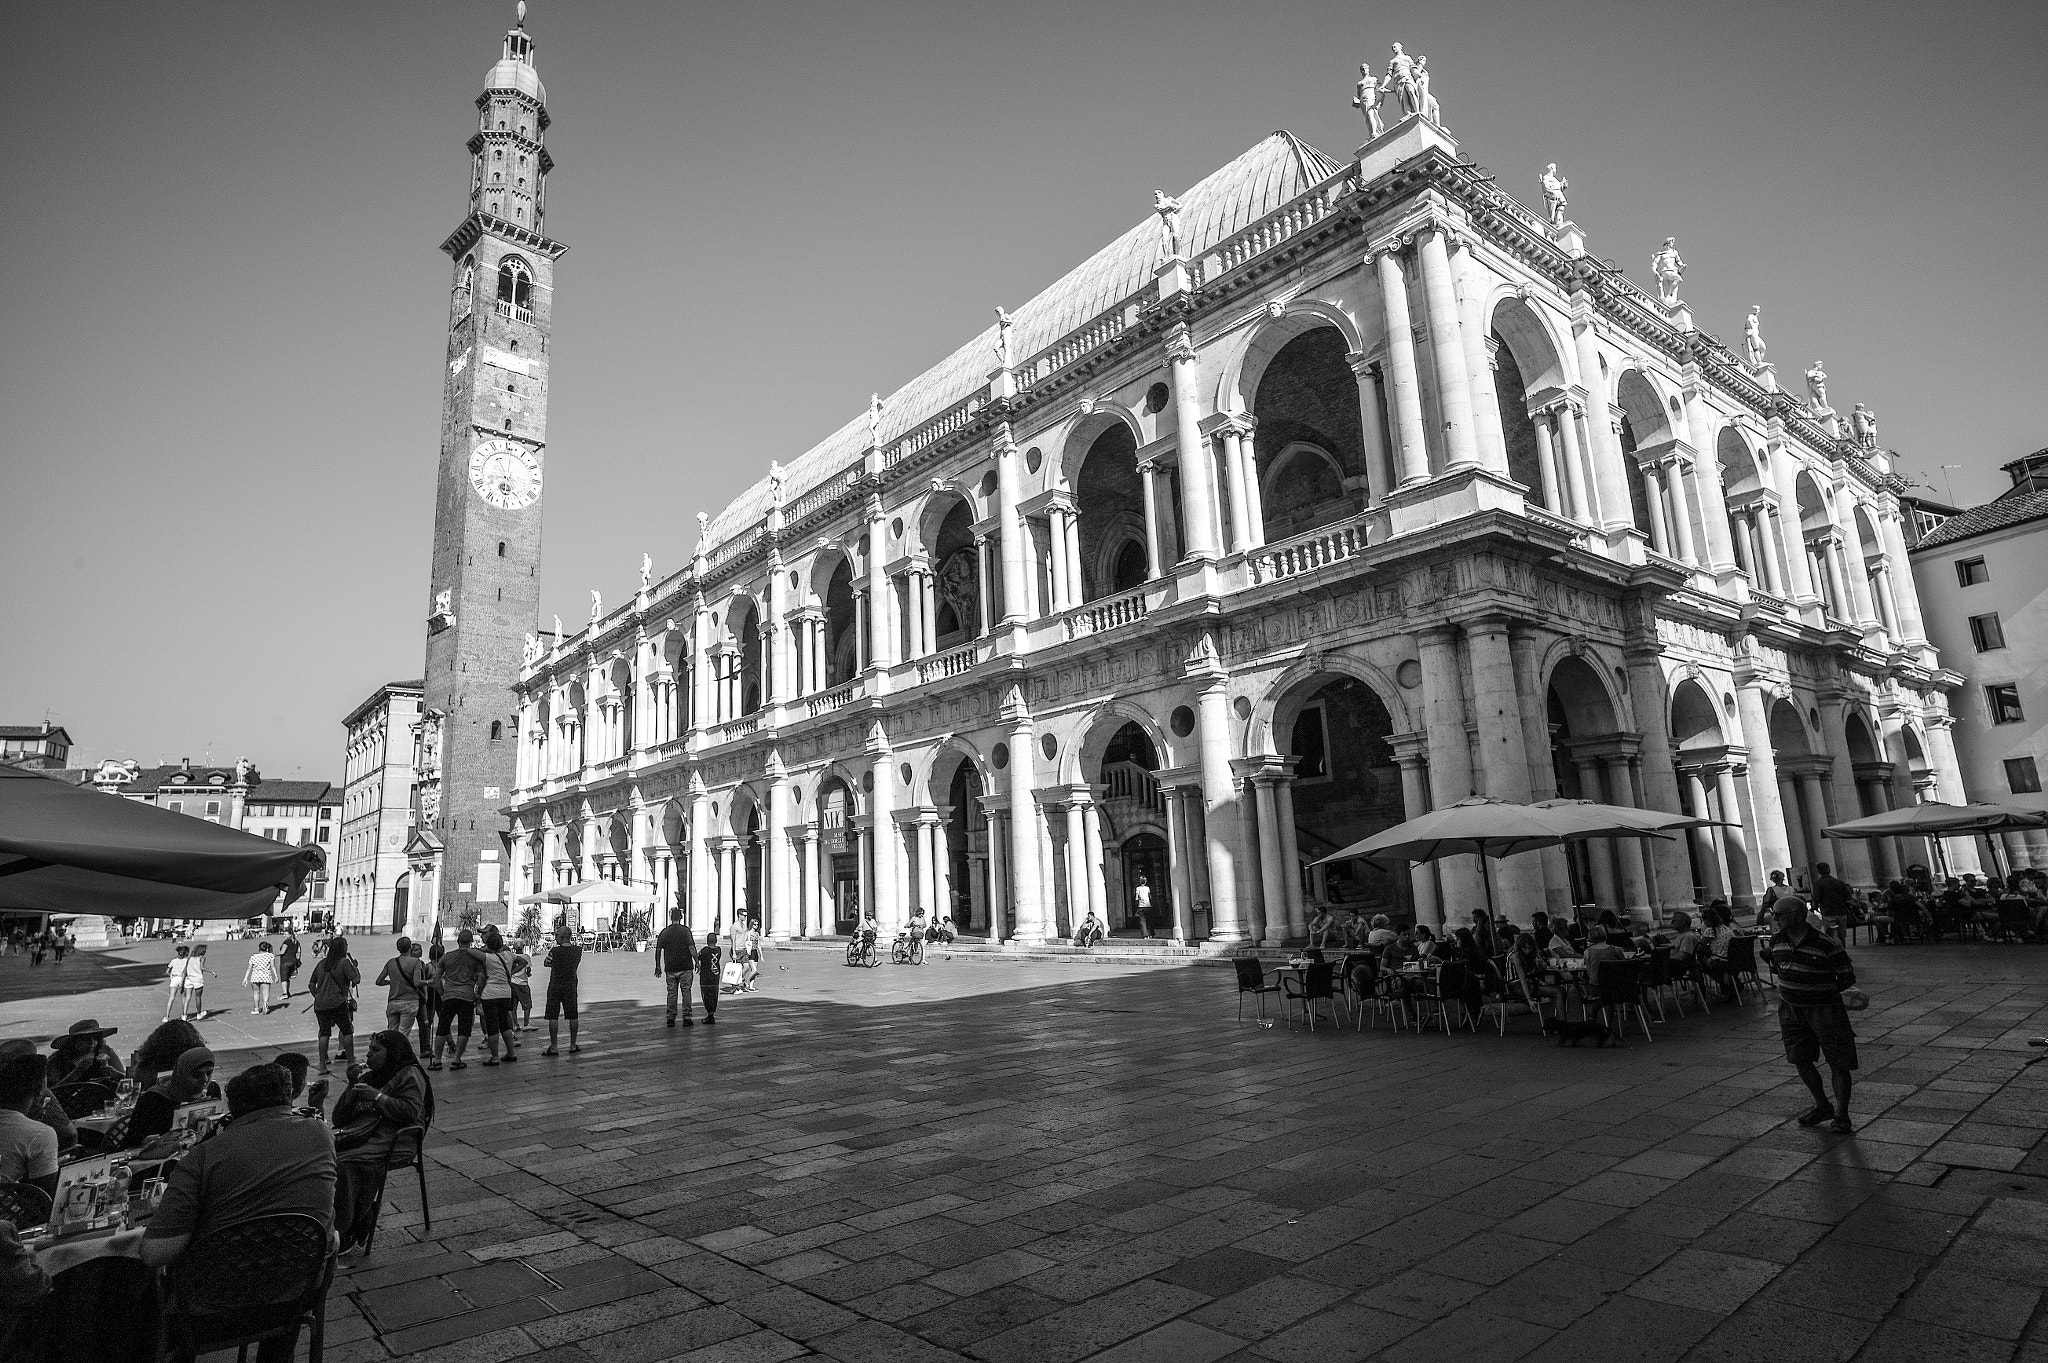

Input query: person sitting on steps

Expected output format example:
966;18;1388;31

1074;908;1105;948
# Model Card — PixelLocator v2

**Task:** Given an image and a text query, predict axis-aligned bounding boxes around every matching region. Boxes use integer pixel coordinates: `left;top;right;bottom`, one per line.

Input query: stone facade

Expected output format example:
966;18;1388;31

508;62;1965;945
337;679;423;934
415;15;563;933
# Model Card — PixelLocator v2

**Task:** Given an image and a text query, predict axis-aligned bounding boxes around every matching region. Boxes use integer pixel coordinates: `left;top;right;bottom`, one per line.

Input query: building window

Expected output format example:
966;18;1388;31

1970;613;2007;652
1957;557;1989;587
205;801;221;816
168;800;183;813
1988;684;2026;725
2006;757;2042;794
1291;702;1331;783
490;721;503;740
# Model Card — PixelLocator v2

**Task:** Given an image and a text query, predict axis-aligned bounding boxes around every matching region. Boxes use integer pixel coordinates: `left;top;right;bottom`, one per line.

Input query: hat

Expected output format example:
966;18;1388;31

63;1019;118;1041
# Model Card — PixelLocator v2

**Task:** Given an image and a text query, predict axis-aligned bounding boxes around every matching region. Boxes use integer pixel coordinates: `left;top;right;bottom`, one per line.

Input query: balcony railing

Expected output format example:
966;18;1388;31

714;716;758;745
806;679;862;719
1103;760;1163;813
1247;517;1366;586
495;299;533;324
916;642;982;685
1065;589;1148;641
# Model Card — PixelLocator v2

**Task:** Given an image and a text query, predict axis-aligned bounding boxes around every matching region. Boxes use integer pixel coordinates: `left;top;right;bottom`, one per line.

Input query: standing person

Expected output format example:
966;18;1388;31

738;919;762;992
28;931;48;967
185;943;216;1017
654;909;698;1027
161;945;196;1022
279;928;302;999
243;941;279;1014
430;928;486;1072
376;937;429;1038
476;926;523;1066
410;939;437;1059
51;931;69;965
1132;873;1155;938
1812;861;1853;931
510;943;535;1032
541;926;583;1056
695;934;721;1026
1769;897;1861;1134
308;936;361;1075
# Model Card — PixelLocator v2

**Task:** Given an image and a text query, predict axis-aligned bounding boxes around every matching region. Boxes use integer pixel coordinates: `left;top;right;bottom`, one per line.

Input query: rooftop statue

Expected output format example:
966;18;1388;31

993;306;1014;371
523;632;539;666
554;615;562;644
1743;305;1767;371
1152;190;1184;259
1414;55;1441;124
1540;163;1570;227
1805;361;1830;414
234;756;255;786
1651;238;1686;305
768;460;785;504
1850;402;1879;448
434;588;452;618
639;553;652;592
1384;43;1421;117
867;393;885;449
1352;63;1385;138
589;589;602;623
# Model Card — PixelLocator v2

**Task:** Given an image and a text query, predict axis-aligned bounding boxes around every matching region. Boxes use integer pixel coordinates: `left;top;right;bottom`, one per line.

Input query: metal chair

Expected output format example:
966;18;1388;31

1280;961;1345;1031
50;1081;114;1120
0;1180;52;1228
1412;963;1470;1034
358;1125;431;1255
161;1211;334;1363
1590;959;1654;1043
1726;936;1767;1003
1232;958;1280;1022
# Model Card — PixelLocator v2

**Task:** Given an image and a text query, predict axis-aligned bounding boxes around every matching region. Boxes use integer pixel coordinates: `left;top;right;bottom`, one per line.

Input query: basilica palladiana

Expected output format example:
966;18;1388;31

499;33;1966;948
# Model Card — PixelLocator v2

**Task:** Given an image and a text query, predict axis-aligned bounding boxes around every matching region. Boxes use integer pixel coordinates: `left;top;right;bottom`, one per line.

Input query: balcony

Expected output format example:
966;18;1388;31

1064;588;1148;642
495;299;533;324
915;641;984;686
1247;517;1368;587
806;679;862;719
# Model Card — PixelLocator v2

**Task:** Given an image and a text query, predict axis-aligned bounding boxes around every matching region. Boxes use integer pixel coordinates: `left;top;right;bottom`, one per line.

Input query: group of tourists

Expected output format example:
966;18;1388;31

2;928;74;967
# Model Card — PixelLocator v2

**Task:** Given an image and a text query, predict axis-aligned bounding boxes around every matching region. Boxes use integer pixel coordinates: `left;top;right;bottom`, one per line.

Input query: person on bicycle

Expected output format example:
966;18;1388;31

859;910;880;948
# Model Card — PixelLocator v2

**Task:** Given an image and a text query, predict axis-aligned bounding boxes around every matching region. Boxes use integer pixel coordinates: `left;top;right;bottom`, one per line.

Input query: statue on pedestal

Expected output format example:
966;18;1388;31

1152;190;1184;259
553;615;562;644
1742;304;1767;371
1651;238;1686;304
233;756;255;786
523;632;539;666
433;589;452;619
639;553;652;593
866;393;885;448
1414;55;1441;124
1384;43;1420;116
1352;63;1385;138
1850;402;1879;448
992;306;1014;371
1540;163;1570;227
1805;361;1830;414
768;460;785;505
589;589;602;623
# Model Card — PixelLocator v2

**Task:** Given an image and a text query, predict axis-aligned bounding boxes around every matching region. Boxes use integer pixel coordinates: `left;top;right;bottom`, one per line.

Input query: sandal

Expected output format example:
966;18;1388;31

569;1044;581;1053
541;1047;558;1056
482;1058;499;1067
1796;1105;1837;1128
427;1060;443;1071
449;1061;467;1071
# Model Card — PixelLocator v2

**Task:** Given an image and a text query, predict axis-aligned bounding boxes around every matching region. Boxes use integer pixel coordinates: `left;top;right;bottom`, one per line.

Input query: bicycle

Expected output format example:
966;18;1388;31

890;932;925;966
845;935;880;968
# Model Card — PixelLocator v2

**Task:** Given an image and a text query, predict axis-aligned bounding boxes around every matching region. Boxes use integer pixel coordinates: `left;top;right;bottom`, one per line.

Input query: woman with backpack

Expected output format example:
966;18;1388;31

309;935;361;1075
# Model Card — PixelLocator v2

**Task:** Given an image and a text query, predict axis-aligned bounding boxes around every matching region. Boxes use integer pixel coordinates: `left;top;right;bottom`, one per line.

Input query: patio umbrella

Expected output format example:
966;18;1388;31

0;766;322;920
543;880;659;904
1529;798;1724;837
1823;800;2048;838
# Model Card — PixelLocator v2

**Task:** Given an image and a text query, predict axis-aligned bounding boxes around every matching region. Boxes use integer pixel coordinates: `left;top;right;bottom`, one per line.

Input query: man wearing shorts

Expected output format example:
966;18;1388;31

430;929;487;1072
1769;897;1860;1134
542;926;583;1055
376;937;428;1036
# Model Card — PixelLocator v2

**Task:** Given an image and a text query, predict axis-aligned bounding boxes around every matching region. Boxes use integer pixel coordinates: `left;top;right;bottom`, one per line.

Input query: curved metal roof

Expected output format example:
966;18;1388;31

700;131;1343;550
485;57;546;104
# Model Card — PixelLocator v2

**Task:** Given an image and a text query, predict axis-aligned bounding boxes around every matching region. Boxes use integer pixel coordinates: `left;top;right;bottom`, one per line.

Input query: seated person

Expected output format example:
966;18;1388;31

1074;909;1105;948
1546;924;1585;963
927;912;957;943
129;1019;205;1092
125;1047;217;1151
142;1065;337;1363
1665;911;1703;967
330;1033;434;1254
273;1052;330;1121
49;1019;124;1090
1411;924;1443;961
1305;907;1335;949
1581;925;1627;985
0;1056;60;1199
1363;914;1397;950
0;1041;74;1153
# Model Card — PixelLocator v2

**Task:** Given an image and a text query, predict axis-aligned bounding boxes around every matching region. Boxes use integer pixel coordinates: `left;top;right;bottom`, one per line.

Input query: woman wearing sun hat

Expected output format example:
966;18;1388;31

48;1020;123;1089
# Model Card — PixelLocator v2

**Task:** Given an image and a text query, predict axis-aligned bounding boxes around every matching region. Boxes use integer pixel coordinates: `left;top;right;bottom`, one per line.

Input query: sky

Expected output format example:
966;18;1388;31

4;0;2045;781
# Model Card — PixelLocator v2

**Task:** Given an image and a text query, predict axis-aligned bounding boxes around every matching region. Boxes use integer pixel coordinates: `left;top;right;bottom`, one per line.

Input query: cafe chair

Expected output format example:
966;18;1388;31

358;1125;431;1255
161;1211;335;1363
0;1180;52;1227
1233;958;1280;1022
1995;900;2033;943
51;1082;114;1120
1280;961;1345;1031
1642;948;1679;1021
1413;963;1471;1035
1726;937;1767;1004
1591;960;1654;1043
72;1112;130;1158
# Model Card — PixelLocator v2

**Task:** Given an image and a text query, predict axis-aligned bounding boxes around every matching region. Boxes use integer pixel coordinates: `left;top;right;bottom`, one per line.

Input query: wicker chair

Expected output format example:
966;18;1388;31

0;1180;52;1229
50;1082;114;1120
161;1211;334;1363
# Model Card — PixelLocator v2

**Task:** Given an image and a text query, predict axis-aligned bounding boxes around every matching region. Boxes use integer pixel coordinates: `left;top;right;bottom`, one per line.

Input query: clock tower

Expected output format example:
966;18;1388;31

415;5;565;936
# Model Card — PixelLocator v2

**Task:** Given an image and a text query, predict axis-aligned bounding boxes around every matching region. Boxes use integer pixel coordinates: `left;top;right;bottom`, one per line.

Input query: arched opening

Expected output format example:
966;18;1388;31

1853;505;1889;633
1074;422;1152;603
1767;698;1823;886
820;557;858;689
927;497;981;646
928;752;991;936
1615;371;1674;550
496;256;532;309
1282;676;1406;920
607;657;634;758
812;776;861;933
724;600;763;717
728;794;763;931
1795;472;1841;618
1491;338;1543;500
1251;329;1365;540
1547;655;1629;912
1670;679;1732;903
489;720;503;741
1095;722;1166;935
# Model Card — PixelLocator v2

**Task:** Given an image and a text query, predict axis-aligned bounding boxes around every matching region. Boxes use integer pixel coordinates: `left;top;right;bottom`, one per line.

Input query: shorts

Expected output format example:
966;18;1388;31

512;983;532;1014
1779;1000;1858;1072
387;1001;419;1033
480;998;516;1034
315;1005;353;1039
544;989;578;1021
436;996;476;1039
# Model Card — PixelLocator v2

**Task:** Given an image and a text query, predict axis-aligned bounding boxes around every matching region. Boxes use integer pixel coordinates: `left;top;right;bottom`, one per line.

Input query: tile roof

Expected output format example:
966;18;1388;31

699;131;1346;549
0;725;69;741
247;780;337;803
1908;488;2048;551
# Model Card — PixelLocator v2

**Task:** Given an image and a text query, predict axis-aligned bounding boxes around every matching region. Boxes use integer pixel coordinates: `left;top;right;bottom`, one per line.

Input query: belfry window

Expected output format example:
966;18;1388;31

497;257;532;309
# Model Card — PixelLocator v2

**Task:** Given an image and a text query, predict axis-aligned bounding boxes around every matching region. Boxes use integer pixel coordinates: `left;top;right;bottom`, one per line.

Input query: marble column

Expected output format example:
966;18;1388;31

1684;770;1728;900
1418;228;1480;471
1510;623;1572;918
974;537;994;636
1465;615;1544;915
1417;626;1484;910
1349;357;1394;505
1080;798;1108;928
1663;460;1699;565
799;827;820;938
1394;754;1442;927
1715;765;1756;907
995;427;1033;645
1642;467;1672;554
1166;324;1220;560
1575;757;1623;913
1375;248;1432;485
985;804;1009;942
1195;672;1249;940
1138;459;1166;580
765;757;789;937
1604;758;1652;914
1875;510;1929;644
1006;716;1046;941
1219;425;1253;555
1163;786;1196;943
1046;519;1071;614
1274;774;1307;940
687;784;711;932
1796;775;1835;882
1818;538;1852;620
1254;776;1287;945
1760;510;1793;597
1624;645;1696;918
1555;403;1592;523
1569;317;1630;531
865;499;895;670
1453;236;1510;475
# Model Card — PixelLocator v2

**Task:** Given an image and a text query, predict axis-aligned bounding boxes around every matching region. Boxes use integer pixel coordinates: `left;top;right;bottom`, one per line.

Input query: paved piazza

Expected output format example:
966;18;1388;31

17;941;2046;1362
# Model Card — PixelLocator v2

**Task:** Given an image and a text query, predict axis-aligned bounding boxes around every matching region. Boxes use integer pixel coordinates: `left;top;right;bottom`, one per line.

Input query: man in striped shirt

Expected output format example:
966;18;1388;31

1770;898;1858;1134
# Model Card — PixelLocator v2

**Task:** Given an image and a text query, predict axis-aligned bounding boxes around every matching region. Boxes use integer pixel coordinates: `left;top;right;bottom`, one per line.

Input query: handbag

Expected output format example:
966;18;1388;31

720;961;743;989
1840;987;1870;1011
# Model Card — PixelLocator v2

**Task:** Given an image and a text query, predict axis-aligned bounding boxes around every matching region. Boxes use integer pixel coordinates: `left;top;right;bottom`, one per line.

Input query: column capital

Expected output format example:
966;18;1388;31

1164;322;1197;365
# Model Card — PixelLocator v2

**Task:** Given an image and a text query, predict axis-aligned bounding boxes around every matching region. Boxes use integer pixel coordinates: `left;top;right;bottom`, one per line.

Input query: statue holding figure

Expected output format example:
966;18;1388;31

1742;305;1767;370
993;306;1014;370
1384;43;1420;116
234;756;255;786
433;588;451;618
1540;163;1570;227
1850;402;1879;448
1805;360;1830;414
1414;55;1441;124
1650;238;1686;305
1152;190;1184;259
1352;62;1385;138
639;553;652;593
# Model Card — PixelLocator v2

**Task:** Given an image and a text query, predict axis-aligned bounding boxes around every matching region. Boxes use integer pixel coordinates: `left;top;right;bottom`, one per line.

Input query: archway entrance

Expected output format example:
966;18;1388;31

1251;328;1367;541
1095;721;1167;935
939;755;990;935
815;777;860;932
1547;655;1634;914
1120;833;1169;934
391;874;410;936
1282;676;1406;920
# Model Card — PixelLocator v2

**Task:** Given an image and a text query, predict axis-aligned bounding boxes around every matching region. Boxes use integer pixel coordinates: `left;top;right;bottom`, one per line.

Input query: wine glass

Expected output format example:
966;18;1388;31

116;1077;136;1109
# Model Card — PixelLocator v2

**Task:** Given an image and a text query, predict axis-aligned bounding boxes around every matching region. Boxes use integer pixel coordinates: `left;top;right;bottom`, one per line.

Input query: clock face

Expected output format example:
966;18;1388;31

469;440;541;510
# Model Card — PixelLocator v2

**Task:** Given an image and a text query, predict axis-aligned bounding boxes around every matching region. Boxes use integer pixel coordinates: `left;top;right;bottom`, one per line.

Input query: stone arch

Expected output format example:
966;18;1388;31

1844;712;1882;764
1250;324;1368;538
1615;369;1676;543
1767;696;1812;757
1793;469;1835;534
1217;299;1365;413
1071;417;1156;604
1487;295;1570;504
1717;427;1765;497
1248;652;1412;760
1546;652;1624;743
924;495;983;645
1486;293;1571;394
1056;405;1144;490
1264;665;1409;918
1066;699;1173;787
805;541;858;603
1670;676;1726;753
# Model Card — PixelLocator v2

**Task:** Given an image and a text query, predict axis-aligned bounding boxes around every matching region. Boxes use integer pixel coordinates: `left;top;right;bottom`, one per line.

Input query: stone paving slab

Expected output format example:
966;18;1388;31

146;942;2048;1362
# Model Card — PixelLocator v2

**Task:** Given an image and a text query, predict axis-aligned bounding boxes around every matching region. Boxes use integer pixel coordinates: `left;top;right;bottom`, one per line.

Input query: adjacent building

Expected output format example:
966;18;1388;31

338;681;424;934
1;723;73;771
1908;448;2048;870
